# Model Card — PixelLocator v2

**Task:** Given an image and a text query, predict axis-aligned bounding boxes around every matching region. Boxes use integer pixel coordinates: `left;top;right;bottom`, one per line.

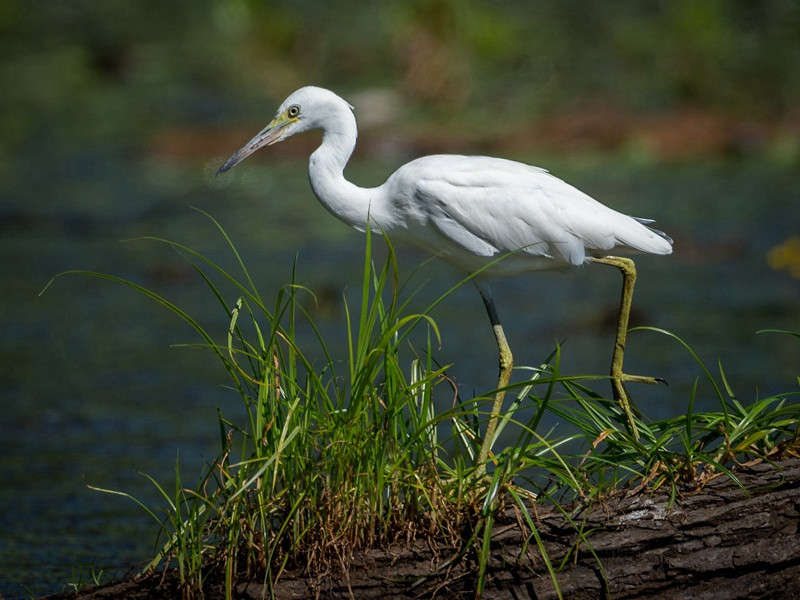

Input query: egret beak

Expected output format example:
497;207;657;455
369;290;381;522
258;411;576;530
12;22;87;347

216;113;295;175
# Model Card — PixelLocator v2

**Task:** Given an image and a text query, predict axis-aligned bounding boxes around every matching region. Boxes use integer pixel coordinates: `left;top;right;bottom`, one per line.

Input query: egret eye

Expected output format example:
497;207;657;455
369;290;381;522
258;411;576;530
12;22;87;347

287;105;300;118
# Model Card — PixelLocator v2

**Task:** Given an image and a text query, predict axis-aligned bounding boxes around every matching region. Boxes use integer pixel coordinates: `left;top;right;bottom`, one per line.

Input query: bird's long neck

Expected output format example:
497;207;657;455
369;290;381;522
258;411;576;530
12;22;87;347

308;111;390;232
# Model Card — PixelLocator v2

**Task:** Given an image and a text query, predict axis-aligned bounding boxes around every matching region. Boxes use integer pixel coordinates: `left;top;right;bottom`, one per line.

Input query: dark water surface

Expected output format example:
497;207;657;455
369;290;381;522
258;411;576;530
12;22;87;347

1;152;798;597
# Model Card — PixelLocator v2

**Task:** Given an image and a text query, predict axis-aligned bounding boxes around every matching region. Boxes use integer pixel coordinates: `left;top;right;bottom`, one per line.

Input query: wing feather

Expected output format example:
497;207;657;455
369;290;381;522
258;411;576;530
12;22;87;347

385;155;671;272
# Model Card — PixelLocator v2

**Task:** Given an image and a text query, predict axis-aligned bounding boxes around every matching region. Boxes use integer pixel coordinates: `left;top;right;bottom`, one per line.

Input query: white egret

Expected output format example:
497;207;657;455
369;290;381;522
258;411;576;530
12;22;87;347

218;86;672;470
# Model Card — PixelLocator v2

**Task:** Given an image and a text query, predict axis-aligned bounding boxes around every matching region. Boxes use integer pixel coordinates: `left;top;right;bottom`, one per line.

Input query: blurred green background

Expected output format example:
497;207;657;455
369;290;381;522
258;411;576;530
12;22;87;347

2;1;800;597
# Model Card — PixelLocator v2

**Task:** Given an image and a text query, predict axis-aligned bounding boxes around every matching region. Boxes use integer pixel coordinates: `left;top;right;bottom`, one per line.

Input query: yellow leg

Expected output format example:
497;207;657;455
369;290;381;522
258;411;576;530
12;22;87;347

591;256;660;439
476;285;513;475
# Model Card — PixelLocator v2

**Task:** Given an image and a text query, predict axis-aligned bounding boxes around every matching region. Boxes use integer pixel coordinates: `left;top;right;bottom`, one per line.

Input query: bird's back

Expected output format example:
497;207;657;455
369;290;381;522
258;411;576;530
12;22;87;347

380;154;672;276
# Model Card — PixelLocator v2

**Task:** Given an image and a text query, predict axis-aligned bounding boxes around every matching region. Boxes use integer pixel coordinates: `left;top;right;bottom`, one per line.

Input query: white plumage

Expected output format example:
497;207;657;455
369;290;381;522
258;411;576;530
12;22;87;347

219;86;672;468
219;86;671;273
382;153;671;274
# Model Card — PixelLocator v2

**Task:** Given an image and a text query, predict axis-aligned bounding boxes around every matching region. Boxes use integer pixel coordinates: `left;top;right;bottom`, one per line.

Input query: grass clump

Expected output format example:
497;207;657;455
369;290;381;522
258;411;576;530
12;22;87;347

68;215;475;596
52;213;800;598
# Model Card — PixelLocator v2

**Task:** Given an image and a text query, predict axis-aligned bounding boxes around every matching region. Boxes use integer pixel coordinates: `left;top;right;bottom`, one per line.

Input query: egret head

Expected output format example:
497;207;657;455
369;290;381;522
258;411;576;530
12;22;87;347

217;86;354;175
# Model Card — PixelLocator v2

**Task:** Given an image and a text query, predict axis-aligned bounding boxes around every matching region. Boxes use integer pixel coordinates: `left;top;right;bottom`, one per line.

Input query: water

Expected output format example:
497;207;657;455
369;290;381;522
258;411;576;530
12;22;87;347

1;149;799;597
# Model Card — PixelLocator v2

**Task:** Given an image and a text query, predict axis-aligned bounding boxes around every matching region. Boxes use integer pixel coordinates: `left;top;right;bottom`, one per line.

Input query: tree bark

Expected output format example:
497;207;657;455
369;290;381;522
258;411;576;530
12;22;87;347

249;458;800;599
46;458;800;599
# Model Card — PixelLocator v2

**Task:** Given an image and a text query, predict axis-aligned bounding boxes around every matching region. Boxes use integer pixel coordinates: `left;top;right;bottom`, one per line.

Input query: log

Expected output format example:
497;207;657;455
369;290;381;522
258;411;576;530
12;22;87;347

246;458;800;599
45;458;800;599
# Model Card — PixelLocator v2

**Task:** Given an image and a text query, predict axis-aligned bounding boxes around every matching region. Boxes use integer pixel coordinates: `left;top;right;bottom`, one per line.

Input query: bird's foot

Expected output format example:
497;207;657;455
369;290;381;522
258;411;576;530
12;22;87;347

611;373;666;441
615;373;666;387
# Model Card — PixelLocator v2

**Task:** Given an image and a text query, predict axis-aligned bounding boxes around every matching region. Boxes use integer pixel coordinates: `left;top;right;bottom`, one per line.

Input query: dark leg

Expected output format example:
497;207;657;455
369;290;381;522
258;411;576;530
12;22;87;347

476;283;514;474
591;256;660;438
